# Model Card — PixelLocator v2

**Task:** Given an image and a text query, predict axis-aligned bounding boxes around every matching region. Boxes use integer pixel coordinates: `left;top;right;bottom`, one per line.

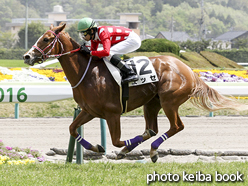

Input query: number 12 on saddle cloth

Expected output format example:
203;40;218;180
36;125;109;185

104;56;159;87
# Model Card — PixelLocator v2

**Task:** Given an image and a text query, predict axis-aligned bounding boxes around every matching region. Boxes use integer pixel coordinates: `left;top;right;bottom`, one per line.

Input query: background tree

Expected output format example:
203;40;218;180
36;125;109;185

0;0;26;31
0;31;17;49
179;39;211;53
16;22;47;49
19;0;53;17
151;0;163;16
232;38;248;49
227;0;248;11
162;0;183;7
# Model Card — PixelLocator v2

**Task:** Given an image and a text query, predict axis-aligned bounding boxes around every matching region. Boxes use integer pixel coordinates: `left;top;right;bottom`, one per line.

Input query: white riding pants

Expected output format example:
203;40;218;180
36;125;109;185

105;31;141;61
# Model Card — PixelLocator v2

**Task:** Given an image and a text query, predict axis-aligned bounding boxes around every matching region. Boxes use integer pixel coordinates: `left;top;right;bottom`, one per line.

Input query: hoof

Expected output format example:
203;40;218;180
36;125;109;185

97;144;105;153
148;129;157;137
150;150;158;163
151;154;158;163
116;153;126;160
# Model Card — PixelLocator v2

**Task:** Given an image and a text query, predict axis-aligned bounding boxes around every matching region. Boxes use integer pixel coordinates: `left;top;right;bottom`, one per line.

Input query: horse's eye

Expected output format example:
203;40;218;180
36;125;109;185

43;38;49;42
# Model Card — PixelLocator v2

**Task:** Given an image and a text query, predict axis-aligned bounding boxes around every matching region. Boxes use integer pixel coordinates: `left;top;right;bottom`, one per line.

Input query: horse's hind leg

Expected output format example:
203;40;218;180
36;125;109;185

106;114;156;159
144;95;161;134
150;106;184;163
116;129;156;159
69;110;105;153
117;96;161;159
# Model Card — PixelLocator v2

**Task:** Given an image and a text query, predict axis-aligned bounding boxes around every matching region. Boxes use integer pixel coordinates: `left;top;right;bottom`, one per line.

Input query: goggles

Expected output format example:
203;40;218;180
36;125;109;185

82;31;88;36
79;30;91;40
79;31;86;40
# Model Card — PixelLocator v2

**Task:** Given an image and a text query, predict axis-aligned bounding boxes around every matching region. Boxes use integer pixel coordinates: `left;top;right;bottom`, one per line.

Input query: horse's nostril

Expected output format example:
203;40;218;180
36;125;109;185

24;55;30;60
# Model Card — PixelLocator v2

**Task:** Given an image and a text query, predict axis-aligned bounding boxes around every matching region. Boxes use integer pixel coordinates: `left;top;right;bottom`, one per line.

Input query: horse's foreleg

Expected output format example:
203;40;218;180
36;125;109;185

150;107;184;163
106;115;125;148
69;110;105;153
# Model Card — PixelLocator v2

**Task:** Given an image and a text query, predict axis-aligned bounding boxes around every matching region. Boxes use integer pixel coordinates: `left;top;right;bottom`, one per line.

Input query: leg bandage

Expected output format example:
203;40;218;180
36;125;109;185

151;133;169;149
124;135;143;148
75;134;92;150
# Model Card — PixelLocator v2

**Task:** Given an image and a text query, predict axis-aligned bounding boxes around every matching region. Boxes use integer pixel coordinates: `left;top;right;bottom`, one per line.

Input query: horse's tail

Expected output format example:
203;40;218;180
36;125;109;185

189;72;248;112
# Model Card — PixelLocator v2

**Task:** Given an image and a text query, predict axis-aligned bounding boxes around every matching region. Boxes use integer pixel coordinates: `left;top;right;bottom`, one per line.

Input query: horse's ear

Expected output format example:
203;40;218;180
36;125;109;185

59;22;66;26
54;23;66;34
50;24;54;30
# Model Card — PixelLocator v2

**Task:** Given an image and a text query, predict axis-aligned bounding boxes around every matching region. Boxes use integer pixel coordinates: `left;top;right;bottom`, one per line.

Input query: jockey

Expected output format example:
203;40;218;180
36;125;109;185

77;17;141;83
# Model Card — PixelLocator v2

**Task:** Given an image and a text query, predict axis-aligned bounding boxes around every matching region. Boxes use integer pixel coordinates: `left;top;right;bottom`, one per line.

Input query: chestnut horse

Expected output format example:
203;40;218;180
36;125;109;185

23;24;247;163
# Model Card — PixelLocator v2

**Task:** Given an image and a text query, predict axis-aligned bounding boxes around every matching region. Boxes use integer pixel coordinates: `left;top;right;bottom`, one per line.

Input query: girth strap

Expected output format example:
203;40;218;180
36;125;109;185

121;83;129;114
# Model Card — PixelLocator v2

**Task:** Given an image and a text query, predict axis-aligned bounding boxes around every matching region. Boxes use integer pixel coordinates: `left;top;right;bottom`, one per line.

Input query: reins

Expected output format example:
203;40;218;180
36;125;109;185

33;29;91;89
71;56;92;89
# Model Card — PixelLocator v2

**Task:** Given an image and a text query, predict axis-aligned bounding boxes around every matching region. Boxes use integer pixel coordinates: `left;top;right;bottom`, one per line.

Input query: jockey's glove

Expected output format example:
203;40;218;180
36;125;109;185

80;45;91;55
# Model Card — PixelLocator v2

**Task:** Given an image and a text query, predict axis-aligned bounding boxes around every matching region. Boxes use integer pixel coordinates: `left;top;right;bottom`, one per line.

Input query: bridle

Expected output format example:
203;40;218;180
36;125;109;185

32;29;91;89
32;30;80;63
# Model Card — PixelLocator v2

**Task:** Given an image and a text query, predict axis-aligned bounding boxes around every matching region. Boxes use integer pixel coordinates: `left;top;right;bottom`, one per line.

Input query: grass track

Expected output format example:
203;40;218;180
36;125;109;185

0;162;247;185
0;99;248;118
0;59;61;68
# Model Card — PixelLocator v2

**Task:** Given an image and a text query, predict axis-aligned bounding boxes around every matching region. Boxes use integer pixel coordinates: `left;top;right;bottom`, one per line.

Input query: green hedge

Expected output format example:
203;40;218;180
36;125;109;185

0;48;27;60
137;38;180;56
212;48;248;62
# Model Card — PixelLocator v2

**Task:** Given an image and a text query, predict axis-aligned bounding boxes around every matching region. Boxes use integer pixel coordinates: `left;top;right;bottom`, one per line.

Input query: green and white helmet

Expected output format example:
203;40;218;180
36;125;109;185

77;17;97;32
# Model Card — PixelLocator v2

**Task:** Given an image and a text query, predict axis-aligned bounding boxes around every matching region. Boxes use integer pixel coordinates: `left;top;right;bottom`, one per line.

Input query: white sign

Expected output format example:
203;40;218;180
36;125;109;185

0;81;248;103
210;86;248;96
0;83;73;103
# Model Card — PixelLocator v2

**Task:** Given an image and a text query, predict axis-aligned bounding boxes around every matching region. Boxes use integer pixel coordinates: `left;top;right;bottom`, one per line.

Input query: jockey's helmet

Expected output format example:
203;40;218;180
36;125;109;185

77;18;97;32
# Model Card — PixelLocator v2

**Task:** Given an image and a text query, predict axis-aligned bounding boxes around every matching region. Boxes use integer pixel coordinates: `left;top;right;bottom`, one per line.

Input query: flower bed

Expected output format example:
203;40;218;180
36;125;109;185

1;67;248;83
0;139;45;165
193;69;248;99
193;69;248;82
0;67;66;82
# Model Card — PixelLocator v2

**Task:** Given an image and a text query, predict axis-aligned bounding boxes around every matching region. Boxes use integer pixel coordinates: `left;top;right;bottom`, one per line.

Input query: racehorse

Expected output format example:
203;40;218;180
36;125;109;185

23;23;248;163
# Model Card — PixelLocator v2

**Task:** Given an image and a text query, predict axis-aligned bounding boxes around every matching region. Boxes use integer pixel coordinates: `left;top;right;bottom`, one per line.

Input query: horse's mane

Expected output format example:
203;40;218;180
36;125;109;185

56;23;80;49
70;37;81;49
62;31;81;49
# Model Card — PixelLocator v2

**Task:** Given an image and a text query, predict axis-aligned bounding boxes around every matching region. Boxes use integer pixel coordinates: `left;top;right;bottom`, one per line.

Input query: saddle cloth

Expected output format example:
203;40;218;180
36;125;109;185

103;56;159;86
103;56;159;113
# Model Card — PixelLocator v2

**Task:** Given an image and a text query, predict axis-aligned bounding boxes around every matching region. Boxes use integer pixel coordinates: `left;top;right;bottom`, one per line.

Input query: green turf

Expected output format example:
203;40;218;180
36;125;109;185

0;59;61;68
0;98;248;118
0;161;247;185
0;59;27;67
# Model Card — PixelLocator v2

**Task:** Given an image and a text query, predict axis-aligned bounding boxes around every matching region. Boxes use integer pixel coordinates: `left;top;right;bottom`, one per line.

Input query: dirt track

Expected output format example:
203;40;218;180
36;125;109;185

0;116;248;161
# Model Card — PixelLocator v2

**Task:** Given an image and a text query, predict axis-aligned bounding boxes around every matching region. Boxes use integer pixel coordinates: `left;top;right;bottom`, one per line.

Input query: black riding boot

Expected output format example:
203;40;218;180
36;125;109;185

110;55;138;83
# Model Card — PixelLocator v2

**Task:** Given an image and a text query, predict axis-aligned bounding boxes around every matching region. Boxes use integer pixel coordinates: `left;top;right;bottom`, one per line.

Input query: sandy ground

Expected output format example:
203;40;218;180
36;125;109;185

0;116;248;162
